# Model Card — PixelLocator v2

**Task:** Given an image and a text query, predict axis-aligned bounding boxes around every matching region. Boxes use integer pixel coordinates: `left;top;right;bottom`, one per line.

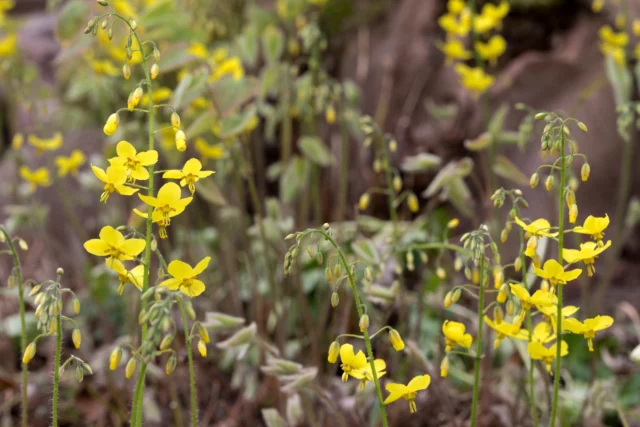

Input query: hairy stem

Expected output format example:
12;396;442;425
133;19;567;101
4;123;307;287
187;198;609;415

178;299;198;427
52;312;62;427
470;254;485;427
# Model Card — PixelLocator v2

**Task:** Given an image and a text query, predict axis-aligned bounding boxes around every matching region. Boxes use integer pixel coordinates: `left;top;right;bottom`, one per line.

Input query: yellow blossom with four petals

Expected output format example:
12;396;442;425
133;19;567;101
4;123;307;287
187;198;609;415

107;259;145;295
84;226;146;262
134;182;193;238
55;150;86;177
108;140;158;181
163;158;215;194
563;315;614;351
91;164;139;202
159;257;210;297
534;259;582;287
20;166;51;190
384;374;431;413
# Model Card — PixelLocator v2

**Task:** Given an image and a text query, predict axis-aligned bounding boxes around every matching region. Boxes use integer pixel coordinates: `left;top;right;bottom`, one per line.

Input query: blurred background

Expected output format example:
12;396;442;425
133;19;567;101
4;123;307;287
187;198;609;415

1;0;640;426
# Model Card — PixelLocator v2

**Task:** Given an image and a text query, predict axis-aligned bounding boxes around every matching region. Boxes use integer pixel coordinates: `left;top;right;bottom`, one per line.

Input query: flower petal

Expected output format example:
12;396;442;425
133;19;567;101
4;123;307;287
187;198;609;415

99;226;124;247
91;165;108;183
183;158;202;174
120;239;146;257
159;278;181;290
192;256;211;276
407;374;431;392
163;170;184;179
156;182;183;204
136;150;158;166
181;279;206;297
84;239;111;256
339;344;355;364
116;140;137;158
168;260;194;279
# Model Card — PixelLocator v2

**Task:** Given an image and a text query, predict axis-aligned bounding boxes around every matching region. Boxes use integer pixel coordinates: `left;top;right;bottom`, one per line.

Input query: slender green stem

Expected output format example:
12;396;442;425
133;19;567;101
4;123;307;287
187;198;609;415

379;135;398;241
52;312;62;427
0;227;28;427
178;299;198;427
131;363;147;427
305;230;389;427
337;105;349;222
550;125;566;427
470;254;485;427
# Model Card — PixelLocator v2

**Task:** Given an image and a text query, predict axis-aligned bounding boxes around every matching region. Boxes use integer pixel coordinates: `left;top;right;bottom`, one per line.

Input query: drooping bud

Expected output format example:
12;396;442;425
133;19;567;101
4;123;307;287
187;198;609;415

125;357;137;379
159;335;174;350
23;342;36;364
506;300;515;316
103;113;120;136
437;267;446;279
444;291;453;308
109;347;123;370
530;172;539;189
166;354;177;375
72;297;81;315
497;284;508;304
451;288;461;304
72;329;82;349
197;339;207;357
407;193;419;213
493;306;504;324
359;314;370;332
358;193;370;211
331;292;339;308
440;357;449;377
393;176;402;193
545;175;555;192
175;130;187;152
581;163;590;181
325;105;336;124
150;63;159;79
328;341;340;363
171;112;181;129
514;256;522;272
569;203;578;224
389;329;405;351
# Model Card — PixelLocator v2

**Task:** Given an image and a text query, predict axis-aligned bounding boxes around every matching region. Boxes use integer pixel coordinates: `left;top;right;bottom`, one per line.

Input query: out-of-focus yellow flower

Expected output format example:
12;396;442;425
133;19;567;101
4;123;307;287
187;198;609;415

175;130;187;152
437;39;473;63
28;132;63;152
328;341;340;363
0;33;16;57
12;133;23;150
438;12;471;37
384;375;431;413
514;217;557;238
20;166;51;189
447;0;465;15
108;140;158;181
140;87;172;106
212;47;229;64
195;137;225;161
187;43;208;59
599;25;628;65
134;182;193;238
163;158;215;194
55;150;86;177
474;1;509;34
528;340;568;373
454;64;494;95
563;315;614;351
87;55;121;76
190;97;211;110
534;259;582;287
338;344;367;382
475;34;506;66
210;56;244;82
572;214;609;246
592;0;604;12
484;316;528;348
159;256;210;297
84;225;145;261
107;259;145;294
530;322;556;344
563;240;611;276
389;329;405;351
91;164;138;202
442;320;473;352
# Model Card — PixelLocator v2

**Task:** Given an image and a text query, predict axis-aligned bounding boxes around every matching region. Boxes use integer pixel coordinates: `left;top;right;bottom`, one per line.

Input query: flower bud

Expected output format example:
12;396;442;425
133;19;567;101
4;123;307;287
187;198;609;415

451;288;461;304
72;329;82;349
526;235;538;257
72;297;81;315
49;319;57;335
109;347;123;370
153;48;161;62
325;267;333;283
407;193;419;213
122;63;131;80
197;323;210;344
359;314;370;332
494;269;504;289
197;339;207;357
493;306;504;324
331;291;339;308
125;357;137;379
29;284;42;297
103;113;120;136
530;172;539;189
18;239;28;251
444;291;453;308
76;365;84;383
389;329;405;351
364;268;372;282
393;176;402;193
97;0;108;5
514;256;522;272
326;340;341;363
150;63;159;79
325;105;336;124
175;130;187;152
497;284;508;304
569;203;578;224
23;342;36;364
159;334;174;350
440;357;449;377
171;112;181;129
129;19;137;30
500;228;508;243
358;193;370;211
454;257;463;271
506;299;515;316
166;354;177;375
581;163;590;181
540;279;550;292
472;268;479;284
545;175;555;192
437;267;446;280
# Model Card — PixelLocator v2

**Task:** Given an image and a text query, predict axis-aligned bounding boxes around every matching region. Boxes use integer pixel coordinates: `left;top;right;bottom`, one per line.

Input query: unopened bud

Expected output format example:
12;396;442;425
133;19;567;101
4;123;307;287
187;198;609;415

150;63;159;79
125;357;137;379
129;19;137;30
514;257;522;272
581;163;590;181
494;306;504;324
444;291;453;308
545;175;555;192
497;284;508;303
393;176;402;193
159;335;174;350
197;339;207;357
325;267;333;283
359;193;370;211
331;292;339;308
506;300;515;316
110;347;123;370
23;342;36;364
500;228;508;243
530;173;539;189
437;267;446;280
389;329;405;351
569;203;578;224
72;329;82;349
359;314;370;332
451;288;461;304
440;357;449;377
328;341;340;363
122;63;131;79
166;353;177;375
407;193;419;213
72;297;80;315
171;112;181;129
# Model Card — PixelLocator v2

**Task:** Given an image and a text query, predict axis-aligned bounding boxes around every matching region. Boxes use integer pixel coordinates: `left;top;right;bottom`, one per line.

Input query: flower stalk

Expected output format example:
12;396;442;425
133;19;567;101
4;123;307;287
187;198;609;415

52;307;62;427
470;253;485;427
178;299;198;427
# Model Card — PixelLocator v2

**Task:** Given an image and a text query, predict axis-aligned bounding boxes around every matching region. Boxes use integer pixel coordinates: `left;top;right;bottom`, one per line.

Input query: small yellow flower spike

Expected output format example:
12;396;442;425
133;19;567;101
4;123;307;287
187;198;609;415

55;150;86;177
0;33;17;57
534;259;582;287
572;214;609;246
20;166;52;190
474;1;509;34
454;64;495;95
337;344;368;382
107;259;145;294
351;359;386;390
599;25;628;65
484;316;528;349
475;34;507;66
91;164;139;202
195;137;225;161
562;240;611;276
159;256;210;297
163;158;215;194
12;133;23;150
84;226;146;261
27;132;63;153
389;328;405;351
104;113;120;136
442;320;473;352
108;140;158;181
187;43;208;59
528;340;568;373
437;39;473;63
134;182;193;238
328;341;340;363
384;374;431;413
209;57;244;83
563;315;614;351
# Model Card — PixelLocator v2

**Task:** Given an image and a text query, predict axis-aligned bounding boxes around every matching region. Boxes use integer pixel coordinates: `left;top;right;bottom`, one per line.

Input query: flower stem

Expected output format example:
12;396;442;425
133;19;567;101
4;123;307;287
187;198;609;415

336;105;349;223
549;124;566;427
52;311;62;427
131;362;147;427
178;299;198;427
470;254;485;427
0;227;28;427
306;229;389;427
521;221;539;427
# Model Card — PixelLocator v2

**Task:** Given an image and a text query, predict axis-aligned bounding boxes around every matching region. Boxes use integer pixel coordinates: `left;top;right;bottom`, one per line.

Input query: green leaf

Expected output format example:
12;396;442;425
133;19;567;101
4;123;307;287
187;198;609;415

195;179;227;206
298;136;334;166
280;156;308;202
237;25;259;67
423;158;473;198
445;178;473;219
262;26;284;63
401;153;442;173
464;133;491;151
492;155;529;186
211;77;258;115
351;239;380;265
218;106;257;139
186;110;217;139
260;64;282;100
607;56;632;106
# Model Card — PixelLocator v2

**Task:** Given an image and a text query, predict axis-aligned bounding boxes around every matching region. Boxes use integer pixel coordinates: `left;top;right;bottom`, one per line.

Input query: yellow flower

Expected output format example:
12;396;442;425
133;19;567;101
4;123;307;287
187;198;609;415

350;359;386;390
187;43;208;59
562;240;611;276
538;305;579;333
384;374;431;413
12;133;23;150
474;1;509;34
437;39;472;62
84;226;146;261
530;321;556;344
509;283;557;315
534;259;581;287
438;13;471;37
528;340;568;373
599;25;628;64
104;113;120;136
107;259;145;294
484;316;528;348
163;158;215;194
86;54;121;76
210;56;244;83
338;343;368;382
27;132;63;152
447;0;465;15
572;214;609;246
91;164;139;203
328;341;340;363
195;137;225;161
134;182;193;238
563;315;614;352
159;257;211;297
108;140;158;181
140;87;172;107
454;64;494;95
442;320;473;352
20;166;51;190
514;217;557;238
0;33;16;57
55;150;86;177
475;35;506;66
23;342;36;364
